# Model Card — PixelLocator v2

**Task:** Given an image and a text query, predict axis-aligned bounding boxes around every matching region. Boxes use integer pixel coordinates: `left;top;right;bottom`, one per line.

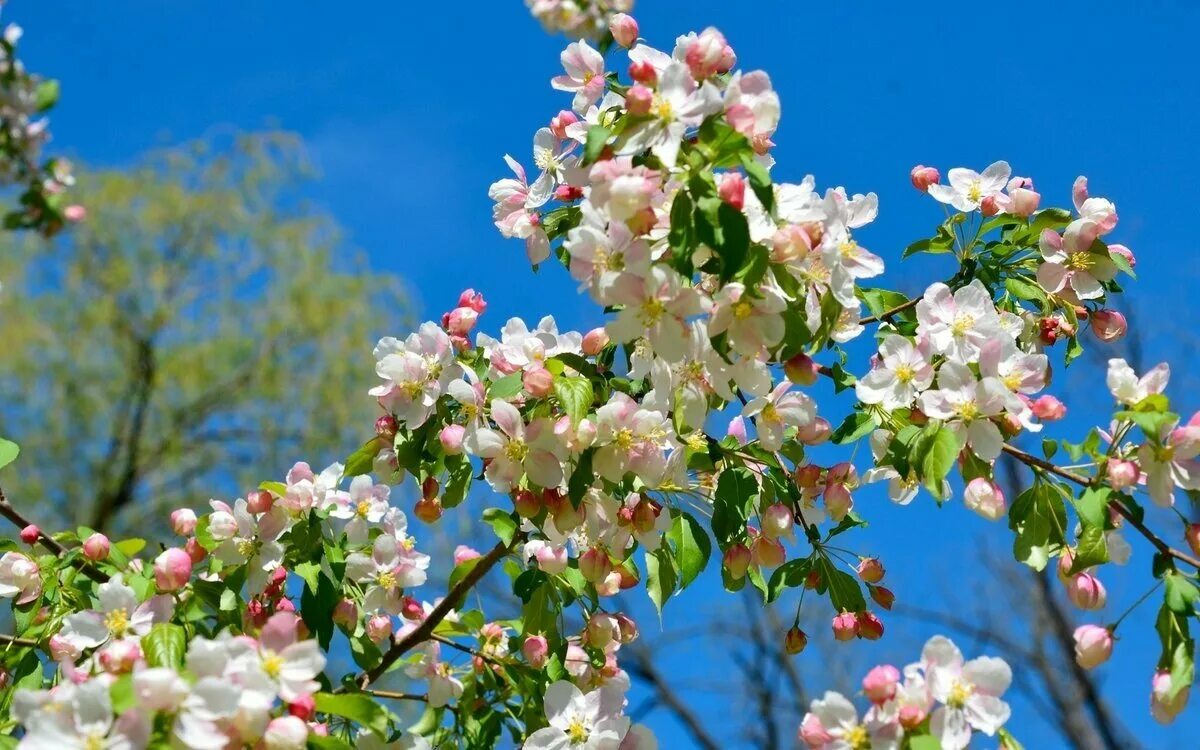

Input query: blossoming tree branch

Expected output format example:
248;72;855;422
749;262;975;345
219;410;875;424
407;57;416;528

0;8;1195;750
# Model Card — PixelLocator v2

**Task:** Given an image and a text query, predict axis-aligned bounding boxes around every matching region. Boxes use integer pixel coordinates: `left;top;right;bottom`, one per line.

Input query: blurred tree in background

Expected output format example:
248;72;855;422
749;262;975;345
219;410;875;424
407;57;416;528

0;131;408;534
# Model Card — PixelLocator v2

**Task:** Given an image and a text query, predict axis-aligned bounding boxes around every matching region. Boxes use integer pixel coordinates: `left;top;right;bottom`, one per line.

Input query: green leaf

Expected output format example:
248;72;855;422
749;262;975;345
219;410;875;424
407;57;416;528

1005;276;1047;304
858;288;911;321
819;558;866;613
712;203;751;281
739;152;774;213
342;438;382;479
998;728;1026;750
554;375;594;427
1041;438;1058;460
1165;571;1200;615
909;737;942;750
583;125;611;166
712;467;757;546
308;736;356;750
1070;525;1110;572
294;561;321;593
0;438;19;471
300;568;338;650
567;448;595;509
482;507;517;546
830;411;874;445
667;510;711;590
1010;483;1067;571
488;371;524;399
917;425;958;500
34;80;60;112
1074;487;1111;530
645;546;677;616
1110;248;1136;278
766;558;811;603
142;623;186;668
314;692;391;738
1114;409;1177;438
441;454;472;509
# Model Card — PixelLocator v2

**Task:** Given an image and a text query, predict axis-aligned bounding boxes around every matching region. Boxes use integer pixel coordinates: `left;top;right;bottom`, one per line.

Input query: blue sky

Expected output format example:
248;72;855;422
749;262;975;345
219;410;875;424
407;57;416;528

16;1;1200;746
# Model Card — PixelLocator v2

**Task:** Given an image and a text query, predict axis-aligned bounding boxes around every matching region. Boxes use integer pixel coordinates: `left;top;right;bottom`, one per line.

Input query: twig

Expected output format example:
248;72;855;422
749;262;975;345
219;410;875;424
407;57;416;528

857;296;921;325
0;633;39;648
0;486;109;582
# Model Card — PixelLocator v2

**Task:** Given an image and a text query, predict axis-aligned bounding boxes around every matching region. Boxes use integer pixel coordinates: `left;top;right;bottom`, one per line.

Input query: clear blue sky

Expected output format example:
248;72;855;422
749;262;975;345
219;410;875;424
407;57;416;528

17;1;1200;746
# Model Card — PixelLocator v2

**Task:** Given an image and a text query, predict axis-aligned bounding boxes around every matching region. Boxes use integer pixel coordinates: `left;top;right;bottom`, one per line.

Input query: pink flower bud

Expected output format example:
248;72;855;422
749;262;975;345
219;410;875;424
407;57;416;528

63;204;86;222
1090;309;1127;343
246;489;274;515
963;478;1006;521
898;704;927;730
751;536;785;568
723;543;751;580
761;503;794;540
1107;458;1139;491
513;488;541;518
263;715;309;750
170;508;197;536
414;496;443;524
609;13;639;48
184;537;207;564
523;366;554;398
784;625;808;655
856;557;885;584
684;27;735;79
799;714;833;746
400;596;424;621
333;599;358;628
549;111;578;140
823;482;853;522
82;533;110;562
48;634;80;662
275;597;296;614
579;547;612;583
1152;669;1191;724
910;165;940;192
19;525;39;545
1109;243;1136;268
454;545;481;566
1008;187;1041;217
797;417;831;445
718;172;746;211
625;84;654;117
1031;395;1067;421
614;613;639;643
857;611;884;641
287;694;316;721
581;327;610;356
784;353;819;386
457;288;487;313
831;612;858;641
870;585;896;611
366;614;393;644
586;613;619;647
439;424;466;455
1067;572;1107;610
980;194;1001;217
153;548;193;592
554;184;584;202
862;664;901;704
98;639;141;674
523;634;549;668
726;415;748;445
628;60;657;86
1073;624;1113;669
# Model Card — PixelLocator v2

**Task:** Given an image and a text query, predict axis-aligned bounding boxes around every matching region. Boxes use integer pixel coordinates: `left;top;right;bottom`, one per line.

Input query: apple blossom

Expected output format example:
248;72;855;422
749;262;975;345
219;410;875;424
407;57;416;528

926;160;1011;212
1073;625;1114;669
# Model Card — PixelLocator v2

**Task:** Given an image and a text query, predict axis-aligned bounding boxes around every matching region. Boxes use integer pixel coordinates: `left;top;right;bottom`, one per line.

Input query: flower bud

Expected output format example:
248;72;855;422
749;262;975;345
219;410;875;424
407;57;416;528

153;548;193;592
771;224;813;263
49;634;80;663
751;536;785;568
980;195;1001;217
870;585;896;611
831;612;858;642
400;596;424;621
862;664;900;704
287;694;316;721
784;625;808;655
523;367;554;398
1008;187;1041;217
549;111;578;140
1067;572;1107;610
414;496;443;524
857;611;885;641
784;353;819;386
632;499;658;534
579;547;612;583
684;27;734;79
624;85;653;117
723;543;751;580
170;508;197;536
856;557;885;584
910;165;940;192
898;705;927;730
581;327;610;356
1073;624;1114;669
513;488;541;518
1031;395;1067;421
805;570;822;590
333;599;358;629
628;60;657;86
726;415;748;445
1109;243;1136;268
585;613;619;648
439;424;466;455
1152;669;1190;724
82;533;110;562
263;716;308;750
454;545;480;566
615;613;639;643
799;715;833;746
963;478;1006;521
718;172;746;211
19;525;39;545
366;614;393;644
185;537;207;564
555;184;584;202
246;489;274;515
609;13;639;48
595;570;622;597
1107;458;1139;491
1091;309;1128;343
64;204;87;222
1186;524;1200;558
760;504;794;541
797;417;831;445
523;634;549;668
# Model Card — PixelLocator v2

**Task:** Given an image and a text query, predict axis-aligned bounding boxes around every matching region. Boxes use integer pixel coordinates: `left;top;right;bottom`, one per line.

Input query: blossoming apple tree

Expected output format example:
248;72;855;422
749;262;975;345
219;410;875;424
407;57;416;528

0;10;1197;750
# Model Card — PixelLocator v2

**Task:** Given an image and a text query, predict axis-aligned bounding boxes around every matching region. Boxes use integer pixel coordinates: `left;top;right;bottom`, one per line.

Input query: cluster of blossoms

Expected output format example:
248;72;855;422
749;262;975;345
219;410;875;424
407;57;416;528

799;636;1015;750
3;10;1200;749
525;0;634;43
0;2;82;235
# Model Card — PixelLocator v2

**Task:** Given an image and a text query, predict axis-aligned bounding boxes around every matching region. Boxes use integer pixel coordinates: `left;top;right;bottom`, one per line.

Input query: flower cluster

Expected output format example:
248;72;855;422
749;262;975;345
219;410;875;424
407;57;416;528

525;0;634;43
799;636;1015;750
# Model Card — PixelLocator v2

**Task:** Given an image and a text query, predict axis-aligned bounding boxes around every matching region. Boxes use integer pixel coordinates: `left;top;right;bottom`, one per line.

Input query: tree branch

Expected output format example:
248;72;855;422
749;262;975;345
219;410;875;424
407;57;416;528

0;485;108;582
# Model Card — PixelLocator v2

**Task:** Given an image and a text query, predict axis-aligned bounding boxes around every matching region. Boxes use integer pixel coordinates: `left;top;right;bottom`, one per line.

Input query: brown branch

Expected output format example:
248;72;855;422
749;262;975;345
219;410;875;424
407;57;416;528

0;486;108;582
354;535;518;689
857;295;921;325
0;633;39;648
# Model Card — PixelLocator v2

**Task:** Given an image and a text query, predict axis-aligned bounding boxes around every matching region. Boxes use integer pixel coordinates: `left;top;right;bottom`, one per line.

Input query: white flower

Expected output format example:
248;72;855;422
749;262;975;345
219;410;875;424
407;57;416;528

211;500;289;593
478;316;582;377
1106;358;1169;407
346;534;430;614
707;281;788;357
918;363;1009;460
1037;220;1117;301
57;574;173;653
16;679;151;750
1138;420;1200;507
800;690;901;750
916;280;1006;363
0;551;41;603
593;392;675;484
742;382;817;452
551;40;607;113
926;161;1010;212
856;336;934;410
922;636;1012;750
229;613;326;703
406;641;464;709
465;400;566;492
523;680;631;750
328;475;391;546
606;266;705;363
617;61;723;167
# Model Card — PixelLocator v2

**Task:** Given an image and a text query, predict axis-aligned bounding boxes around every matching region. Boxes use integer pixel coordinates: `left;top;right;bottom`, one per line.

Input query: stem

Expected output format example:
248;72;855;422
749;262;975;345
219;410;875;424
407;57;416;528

0;633;39;648
857;296;921;326
0;486;108;583
1112;581;1163;632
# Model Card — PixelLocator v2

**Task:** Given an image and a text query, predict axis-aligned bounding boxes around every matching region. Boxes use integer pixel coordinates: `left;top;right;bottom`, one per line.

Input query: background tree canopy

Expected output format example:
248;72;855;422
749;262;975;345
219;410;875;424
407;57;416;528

0;131;408;534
